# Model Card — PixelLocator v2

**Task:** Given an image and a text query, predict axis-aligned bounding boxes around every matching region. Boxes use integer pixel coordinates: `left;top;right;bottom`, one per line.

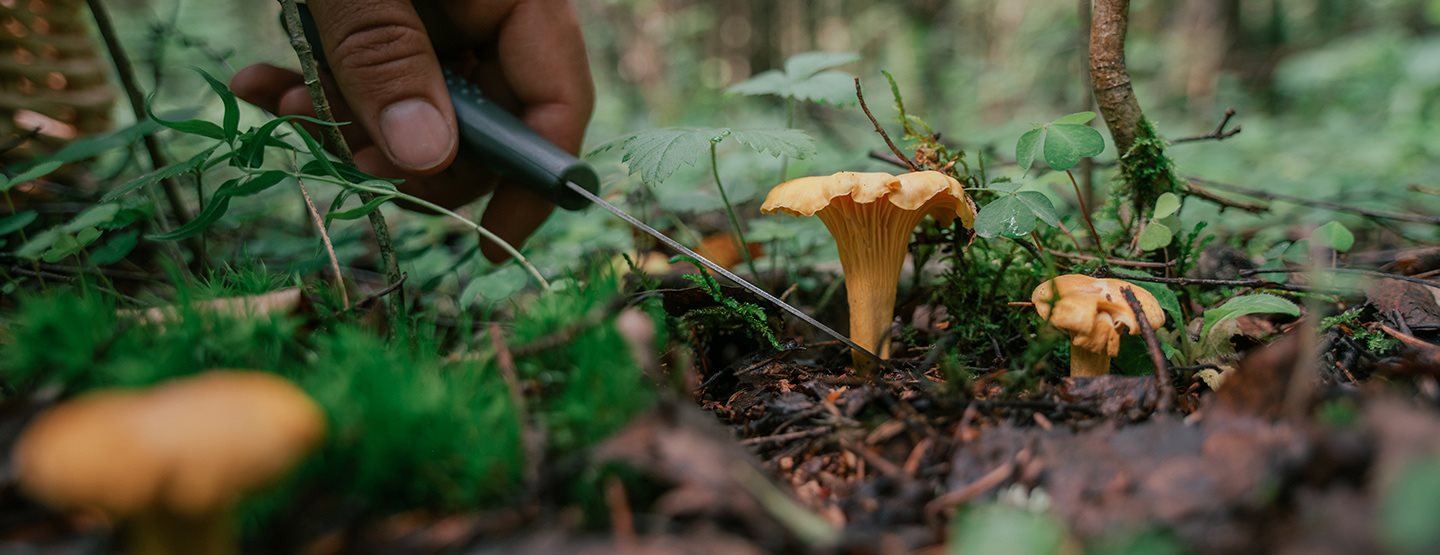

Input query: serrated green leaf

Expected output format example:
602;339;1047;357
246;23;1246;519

1201;294;1300;340
1310;221;1355;253
1153;192;1182;219
1;160;63;192
0;210;36;236
89;229;138;265
1015;128;1043;172
15;228;58;259
726;51;859;105
63;203;120;232
783;51;860;78
1014;191;1060;227
1137;221;1173;251
196;68;239;140
729;128;816;159
973;194;1035;238
617;128;714;185
1042;123;1105;171
103;145;219;202
1053;111;1097;125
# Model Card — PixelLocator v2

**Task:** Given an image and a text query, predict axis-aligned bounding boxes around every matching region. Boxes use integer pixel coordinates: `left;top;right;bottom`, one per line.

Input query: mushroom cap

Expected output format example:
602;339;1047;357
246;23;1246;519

1031;274;1165;356
760;170;976;228
12;371;326;519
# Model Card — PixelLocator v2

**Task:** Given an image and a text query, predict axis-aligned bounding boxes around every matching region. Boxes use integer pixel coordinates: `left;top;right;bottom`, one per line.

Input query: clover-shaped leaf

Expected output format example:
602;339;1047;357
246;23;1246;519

974;190;1061;238
1310;221;1355;253
1015;112;1105;173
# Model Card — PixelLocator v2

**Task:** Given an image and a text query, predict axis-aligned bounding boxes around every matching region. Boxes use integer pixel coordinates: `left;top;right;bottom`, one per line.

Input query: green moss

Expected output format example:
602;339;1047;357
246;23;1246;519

1118;118;1181;216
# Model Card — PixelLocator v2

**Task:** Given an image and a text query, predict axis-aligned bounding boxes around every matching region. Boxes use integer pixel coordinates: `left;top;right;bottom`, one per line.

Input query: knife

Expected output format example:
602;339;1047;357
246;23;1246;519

286;3;881;364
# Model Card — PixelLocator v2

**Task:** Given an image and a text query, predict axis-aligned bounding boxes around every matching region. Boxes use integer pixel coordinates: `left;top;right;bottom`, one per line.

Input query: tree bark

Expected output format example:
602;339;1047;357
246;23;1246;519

1089;0;1142;159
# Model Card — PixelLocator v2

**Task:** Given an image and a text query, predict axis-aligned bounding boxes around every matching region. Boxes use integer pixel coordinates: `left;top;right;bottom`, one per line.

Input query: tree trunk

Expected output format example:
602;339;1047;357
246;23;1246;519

1089;0;1142;160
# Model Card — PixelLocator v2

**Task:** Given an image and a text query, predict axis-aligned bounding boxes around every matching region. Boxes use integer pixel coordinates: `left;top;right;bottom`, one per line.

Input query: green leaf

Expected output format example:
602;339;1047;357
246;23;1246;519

0;160;63;192
294;125;343;181
15;228;59;259
1042;123;1105;171
950;505;1066;555
726;51;859;105
783;51;861;78
196;68;240;140
462;265;527;307
146;95;225;140
236;114;341;168
729;128;816;159
1014;191;1060;227
1153;192;1182;219
973;194;1035;238
63;203;120;232
1015;128;1043;172
1111;269;1183;324
103;145;219;202
326;195;393;224
0;210;37;236
150;197;230;241
89;229;139;265
1201;294;1300;339
15;119;161;169
1053;111;1097;125
1310;221;1355;253
230;170;289;196
615;128;714;185
1137;221;1174;251
1380;456;1440;554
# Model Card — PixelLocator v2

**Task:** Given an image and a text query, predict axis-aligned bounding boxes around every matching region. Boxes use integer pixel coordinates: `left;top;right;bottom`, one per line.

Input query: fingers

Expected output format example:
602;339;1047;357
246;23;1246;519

231;64;303;112
492;0;595;154
308;0;457;174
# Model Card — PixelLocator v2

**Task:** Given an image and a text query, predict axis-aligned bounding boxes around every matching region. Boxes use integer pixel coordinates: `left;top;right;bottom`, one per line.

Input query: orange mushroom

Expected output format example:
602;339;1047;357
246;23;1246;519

762;171;975;370
12;371;326;555
1031;274;1164;377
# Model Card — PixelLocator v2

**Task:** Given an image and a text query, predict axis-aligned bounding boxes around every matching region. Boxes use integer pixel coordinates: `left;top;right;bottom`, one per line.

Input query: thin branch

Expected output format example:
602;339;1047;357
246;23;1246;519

1189;176;1440;225
1241;267;1440;288
1048;248;1175;269
1065;169;1107;260
1171;107;1241;145
1183;180;1269;213
85;0;197;270
1121;287;1173;412
855;77;918;172
278;0;406;317
295;176;349;309
1094;267;1320;293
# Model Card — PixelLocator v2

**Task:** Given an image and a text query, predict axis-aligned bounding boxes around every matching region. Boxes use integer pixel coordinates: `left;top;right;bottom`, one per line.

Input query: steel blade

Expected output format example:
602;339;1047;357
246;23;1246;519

565;181;882;363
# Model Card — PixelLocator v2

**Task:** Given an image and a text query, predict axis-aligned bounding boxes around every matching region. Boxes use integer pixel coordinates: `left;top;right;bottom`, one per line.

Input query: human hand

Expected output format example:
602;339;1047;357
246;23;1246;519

232;0;595;262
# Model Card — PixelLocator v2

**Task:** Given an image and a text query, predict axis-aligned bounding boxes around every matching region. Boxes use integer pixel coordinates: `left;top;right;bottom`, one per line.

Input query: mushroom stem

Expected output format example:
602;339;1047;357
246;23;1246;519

130;508;236;555
1069;346;1112;377
818;197;928;371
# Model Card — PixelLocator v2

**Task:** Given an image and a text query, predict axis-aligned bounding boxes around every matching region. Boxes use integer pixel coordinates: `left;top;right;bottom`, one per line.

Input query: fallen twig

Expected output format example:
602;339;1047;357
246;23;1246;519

1171;107;1242;145
1241;267;1438;288
740;427;830;446
855;77;919;172
1190;176;1440;225
924;458;1014;518
296;175;349;309
1121;286;1173;412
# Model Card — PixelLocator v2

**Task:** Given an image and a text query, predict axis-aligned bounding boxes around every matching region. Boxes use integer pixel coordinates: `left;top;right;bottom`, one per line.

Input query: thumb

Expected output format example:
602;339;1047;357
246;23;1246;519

308;0;457;173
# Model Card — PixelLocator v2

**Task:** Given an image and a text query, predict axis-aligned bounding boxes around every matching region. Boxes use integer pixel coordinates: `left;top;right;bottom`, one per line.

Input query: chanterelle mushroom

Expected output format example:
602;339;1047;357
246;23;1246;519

1031;274;1164;377
762;171;975;370
12;371;326;555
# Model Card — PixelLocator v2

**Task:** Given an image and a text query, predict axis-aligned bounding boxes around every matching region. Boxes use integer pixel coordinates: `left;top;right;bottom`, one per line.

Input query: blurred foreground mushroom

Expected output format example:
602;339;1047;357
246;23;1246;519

12;371;326;555
762;171;975;370
1031;274;1164;377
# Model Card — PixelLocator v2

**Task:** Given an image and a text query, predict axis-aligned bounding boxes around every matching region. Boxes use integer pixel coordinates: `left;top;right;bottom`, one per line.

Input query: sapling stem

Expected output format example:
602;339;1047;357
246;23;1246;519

710;141;762;279
1065;169;1108;262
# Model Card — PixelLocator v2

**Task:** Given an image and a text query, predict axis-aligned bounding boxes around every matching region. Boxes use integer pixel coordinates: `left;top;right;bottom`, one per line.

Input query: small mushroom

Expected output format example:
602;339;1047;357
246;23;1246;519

1030;274;1164;377
12;371;326;555
762;171;975;369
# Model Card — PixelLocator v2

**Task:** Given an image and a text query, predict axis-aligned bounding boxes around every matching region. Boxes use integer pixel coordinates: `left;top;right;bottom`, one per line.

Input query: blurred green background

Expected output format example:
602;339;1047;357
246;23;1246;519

100;0;1440;308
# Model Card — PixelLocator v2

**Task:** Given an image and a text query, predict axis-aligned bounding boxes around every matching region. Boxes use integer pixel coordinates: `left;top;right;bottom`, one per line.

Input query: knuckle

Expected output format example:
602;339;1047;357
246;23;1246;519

328;22;432;84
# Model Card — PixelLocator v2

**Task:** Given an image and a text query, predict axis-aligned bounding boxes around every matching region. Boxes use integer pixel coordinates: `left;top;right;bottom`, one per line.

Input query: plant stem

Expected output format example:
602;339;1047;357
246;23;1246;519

341;179;551;291
710;141;761;279
295;175;349;309
278;0;405;318
85;0;197;273
1065;169;1108;262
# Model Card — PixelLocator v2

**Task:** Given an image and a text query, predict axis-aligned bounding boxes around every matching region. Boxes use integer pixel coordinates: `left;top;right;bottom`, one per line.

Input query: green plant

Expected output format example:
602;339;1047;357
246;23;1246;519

672;255;781;350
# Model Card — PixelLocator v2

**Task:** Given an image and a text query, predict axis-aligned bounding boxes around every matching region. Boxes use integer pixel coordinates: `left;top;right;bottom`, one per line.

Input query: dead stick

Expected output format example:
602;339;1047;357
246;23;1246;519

924;459;1014;517
740;427;829;446
1120;287;1173;412
278;0;405;318
1171;107;1242;144
296;175;349;309
855;77;919;172
1190;176;1440;225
